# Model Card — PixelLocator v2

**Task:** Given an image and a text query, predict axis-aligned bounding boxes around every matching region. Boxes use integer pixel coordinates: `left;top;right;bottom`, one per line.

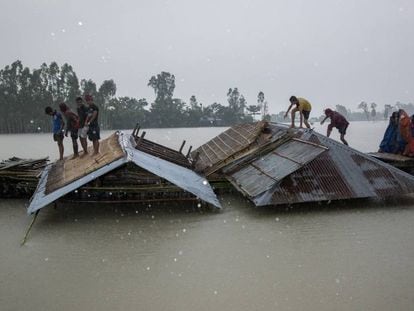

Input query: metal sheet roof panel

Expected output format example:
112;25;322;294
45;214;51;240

227;138;327;197
121;134;221;208
253;124;414;206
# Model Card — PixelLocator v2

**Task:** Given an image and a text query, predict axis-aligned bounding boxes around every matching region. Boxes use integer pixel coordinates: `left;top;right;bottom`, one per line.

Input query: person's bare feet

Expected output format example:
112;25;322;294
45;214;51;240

80;152;88;158
71;154;79;160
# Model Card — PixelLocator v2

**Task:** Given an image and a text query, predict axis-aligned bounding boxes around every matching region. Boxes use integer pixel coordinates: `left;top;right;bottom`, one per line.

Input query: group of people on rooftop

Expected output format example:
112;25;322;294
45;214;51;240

379;109;414;157
45;94;351;160
45;95;100;160
285;95;350;145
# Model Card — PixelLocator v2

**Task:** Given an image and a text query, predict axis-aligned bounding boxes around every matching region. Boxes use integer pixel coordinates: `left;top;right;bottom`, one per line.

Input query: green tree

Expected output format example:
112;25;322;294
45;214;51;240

148;72;175;101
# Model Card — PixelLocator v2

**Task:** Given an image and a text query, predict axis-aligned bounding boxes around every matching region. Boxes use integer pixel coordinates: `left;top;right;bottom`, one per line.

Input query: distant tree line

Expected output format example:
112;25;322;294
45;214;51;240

1;60;409;134
0;60;269;134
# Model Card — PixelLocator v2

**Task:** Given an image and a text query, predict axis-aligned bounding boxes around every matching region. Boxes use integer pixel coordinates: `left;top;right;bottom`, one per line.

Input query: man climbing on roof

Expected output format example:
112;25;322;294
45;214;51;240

59;102;80;159
76;96;89;156
84;94;100;155
284;96;312;129
320;108;349;145
45;106;65;160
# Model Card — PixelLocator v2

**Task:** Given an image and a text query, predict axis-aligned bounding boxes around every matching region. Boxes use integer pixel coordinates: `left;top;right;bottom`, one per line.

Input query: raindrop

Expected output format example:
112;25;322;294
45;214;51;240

182;228;186;233
78;21;83;26
197;203;201;208
202;180;208;185
146;266;150;271
44;257;49;261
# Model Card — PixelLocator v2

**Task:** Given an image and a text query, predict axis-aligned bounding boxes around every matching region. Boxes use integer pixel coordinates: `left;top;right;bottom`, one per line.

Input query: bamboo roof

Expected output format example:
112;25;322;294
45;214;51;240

45;133;124;194
191;121;268;175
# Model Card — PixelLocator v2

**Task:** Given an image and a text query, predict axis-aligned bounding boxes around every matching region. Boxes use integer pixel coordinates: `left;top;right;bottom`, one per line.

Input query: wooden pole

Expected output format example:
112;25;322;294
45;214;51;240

20;210;40;246
186;146;193;158
137;131;146;146
179;140;186;153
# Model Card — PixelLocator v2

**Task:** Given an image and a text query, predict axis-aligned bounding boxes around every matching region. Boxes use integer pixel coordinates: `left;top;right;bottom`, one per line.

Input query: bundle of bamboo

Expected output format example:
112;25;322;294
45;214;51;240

0;157;49;197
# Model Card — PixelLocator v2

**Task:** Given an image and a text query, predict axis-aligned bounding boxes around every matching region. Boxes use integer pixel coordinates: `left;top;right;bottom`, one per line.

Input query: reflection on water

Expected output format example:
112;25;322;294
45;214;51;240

1;122;414;311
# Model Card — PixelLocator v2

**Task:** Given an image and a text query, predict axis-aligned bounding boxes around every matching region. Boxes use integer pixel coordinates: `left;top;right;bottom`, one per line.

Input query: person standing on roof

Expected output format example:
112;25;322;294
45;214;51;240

59;102;80;159
320;108;349;145
76;96;89;156
45;106;65;160
84;94;100;155
284;96;312;128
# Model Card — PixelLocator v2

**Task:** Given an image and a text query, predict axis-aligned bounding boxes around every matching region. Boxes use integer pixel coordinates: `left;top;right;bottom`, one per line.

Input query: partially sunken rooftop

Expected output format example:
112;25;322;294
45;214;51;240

192;122;414;206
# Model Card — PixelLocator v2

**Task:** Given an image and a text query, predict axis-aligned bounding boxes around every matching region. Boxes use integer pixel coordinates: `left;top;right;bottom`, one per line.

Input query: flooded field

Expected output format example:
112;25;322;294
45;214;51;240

1;122;414;311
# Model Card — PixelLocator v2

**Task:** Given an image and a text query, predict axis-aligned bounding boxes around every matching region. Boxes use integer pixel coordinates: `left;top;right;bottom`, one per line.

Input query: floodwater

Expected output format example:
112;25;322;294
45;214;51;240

1;121;414;311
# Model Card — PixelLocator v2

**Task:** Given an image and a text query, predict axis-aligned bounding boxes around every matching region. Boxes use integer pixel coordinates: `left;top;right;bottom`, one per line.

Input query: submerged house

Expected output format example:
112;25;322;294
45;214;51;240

192;121;414;206
27;131;221;214
26;121;414;214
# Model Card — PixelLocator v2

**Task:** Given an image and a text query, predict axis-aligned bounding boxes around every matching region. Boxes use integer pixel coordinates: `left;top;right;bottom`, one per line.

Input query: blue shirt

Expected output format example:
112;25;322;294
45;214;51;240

52;112;63;134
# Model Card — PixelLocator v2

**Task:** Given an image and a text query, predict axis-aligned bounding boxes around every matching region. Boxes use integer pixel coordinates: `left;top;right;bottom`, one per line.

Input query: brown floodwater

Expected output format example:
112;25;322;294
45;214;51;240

1;122;414;311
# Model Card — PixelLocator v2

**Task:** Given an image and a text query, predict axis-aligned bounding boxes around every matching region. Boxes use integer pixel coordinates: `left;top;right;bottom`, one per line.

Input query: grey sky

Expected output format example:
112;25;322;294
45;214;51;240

1;0;413;115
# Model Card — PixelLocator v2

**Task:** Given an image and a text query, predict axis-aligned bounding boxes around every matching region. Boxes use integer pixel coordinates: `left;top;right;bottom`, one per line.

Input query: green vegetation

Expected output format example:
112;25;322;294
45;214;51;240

1;60;410;134
0;61;261;133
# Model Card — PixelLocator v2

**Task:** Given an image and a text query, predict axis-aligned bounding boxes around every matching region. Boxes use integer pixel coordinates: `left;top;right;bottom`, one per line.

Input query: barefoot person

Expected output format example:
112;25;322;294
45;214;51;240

284;96;312;128
76;96;89;156
320;108;349;145
59;103;80;158
45;106;65;160
84;95;100;155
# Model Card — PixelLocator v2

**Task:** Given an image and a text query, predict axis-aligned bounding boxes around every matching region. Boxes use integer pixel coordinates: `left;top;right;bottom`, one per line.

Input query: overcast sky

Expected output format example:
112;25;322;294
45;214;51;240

1;0;413;115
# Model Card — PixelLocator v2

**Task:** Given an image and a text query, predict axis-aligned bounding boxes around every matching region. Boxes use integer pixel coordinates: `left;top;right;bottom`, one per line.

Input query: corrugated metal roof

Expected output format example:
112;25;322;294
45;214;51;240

252;124;414;206
28;158;128;214
27;132;221;214
226;138;327;197
121;134;221;208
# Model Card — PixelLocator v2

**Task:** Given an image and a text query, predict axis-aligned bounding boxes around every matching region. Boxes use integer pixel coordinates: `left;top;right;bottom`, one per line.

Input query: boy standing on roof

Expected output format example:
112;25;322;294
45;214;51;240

284;96;312;128
320;108;349;145
59;103;80;159
84;95;100;155
76;96;89;156
45;106;65;160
